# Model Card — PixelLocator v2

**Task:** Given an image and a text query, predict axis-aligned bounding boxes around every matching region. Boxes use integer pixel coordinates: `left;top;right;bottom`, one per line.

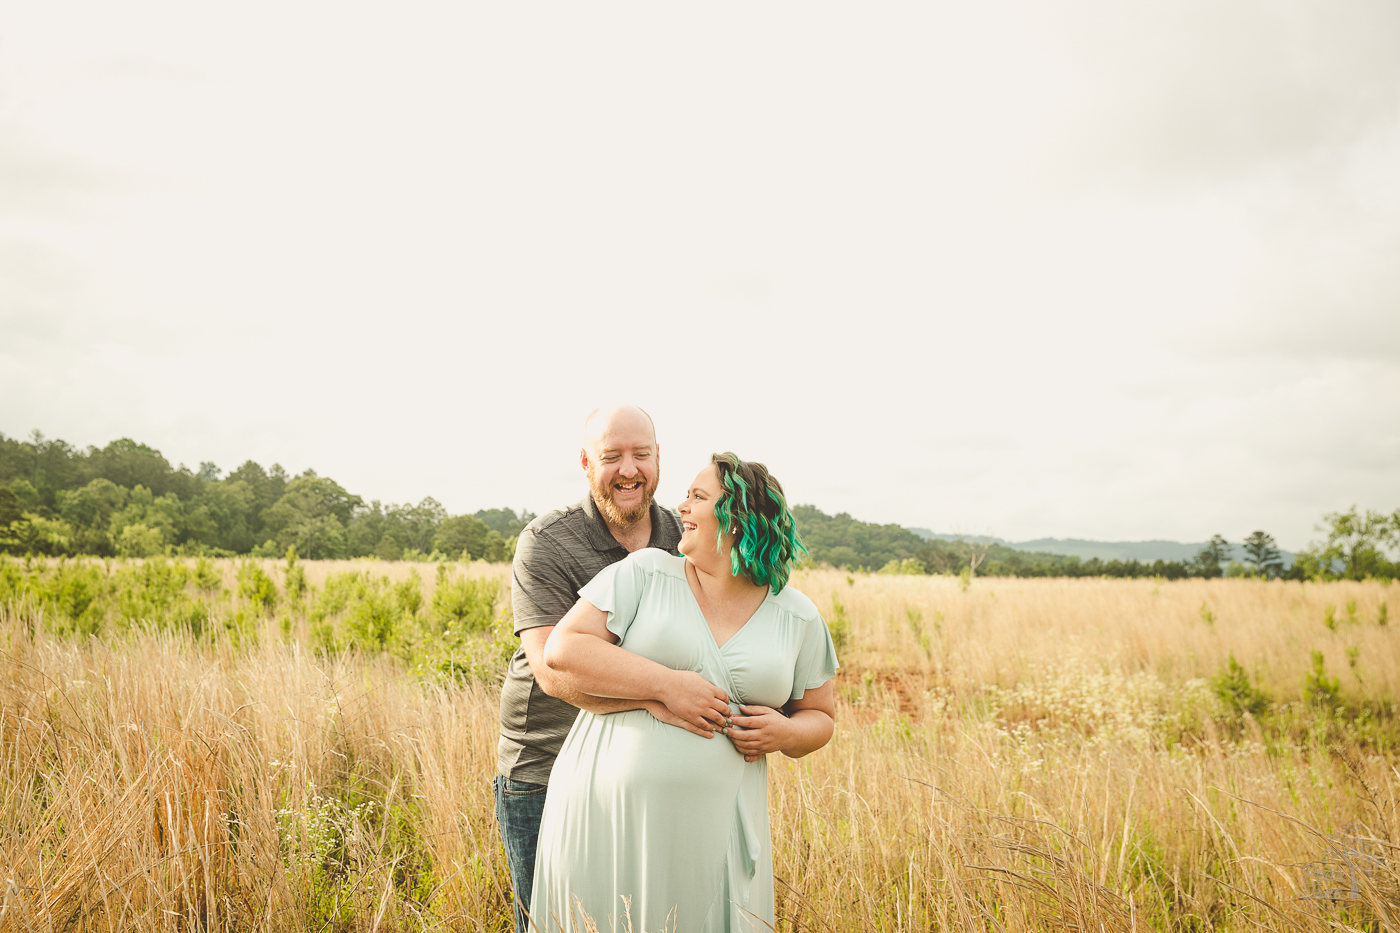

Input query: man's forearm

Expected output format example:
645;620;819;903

537;667;648;714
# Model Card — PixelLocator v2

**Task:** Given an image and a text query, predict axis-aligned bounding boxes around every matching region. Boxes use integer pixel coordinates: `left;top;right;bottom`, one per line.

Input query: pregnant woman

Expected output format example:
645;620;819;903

531;453;839;933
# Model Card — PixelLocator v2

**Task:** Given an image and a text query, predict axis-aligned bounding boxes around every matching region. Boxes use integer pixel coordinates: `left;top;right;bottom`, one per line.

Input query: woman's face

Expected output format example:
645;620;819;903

677;464;730;559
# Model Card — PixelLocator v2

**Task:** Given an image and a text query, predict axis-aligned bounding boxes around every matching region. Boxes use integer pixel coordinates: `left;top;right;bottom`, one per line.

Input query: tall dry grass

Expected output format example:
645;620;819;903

1;562;1397;931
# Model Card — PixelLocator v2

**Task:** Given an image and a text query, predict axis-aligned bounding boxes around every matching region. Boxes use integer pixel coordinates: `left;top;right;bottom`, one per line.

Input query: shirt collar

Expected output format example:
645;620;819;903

580;494;681;553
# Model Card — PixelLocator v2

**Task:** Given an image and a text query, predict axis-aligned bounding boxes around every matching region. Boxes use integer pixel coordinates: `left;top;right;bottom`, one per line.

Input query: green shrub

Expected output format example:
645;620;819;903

394;572;424;618
284;547;308;601
827;593;850;652
342;581;399;651
1211;653;1269;717
238;561;278;613
194;557;223;593
310;571;430;654
112;559;194;628
879;558;926;575
1303;650;1340;707
430;570;500;634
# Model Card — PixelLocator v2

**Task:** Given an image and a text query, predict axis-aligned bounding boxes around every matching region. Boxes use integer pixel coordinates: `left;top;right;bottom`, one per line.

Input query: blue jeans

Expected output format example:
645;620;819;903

494;775;548;933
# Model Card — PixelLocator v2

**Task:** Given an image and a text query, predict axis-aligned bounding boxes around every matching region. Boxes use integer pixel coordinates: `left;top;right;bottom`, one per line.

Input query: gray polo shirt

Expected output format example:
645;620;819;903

496;495;683;784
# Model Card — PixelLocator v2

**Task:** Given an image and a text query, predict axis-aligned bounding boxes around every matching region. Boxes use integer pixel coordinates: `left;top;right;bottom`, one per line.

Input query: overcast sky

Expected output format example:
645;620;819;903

2;2;1397;550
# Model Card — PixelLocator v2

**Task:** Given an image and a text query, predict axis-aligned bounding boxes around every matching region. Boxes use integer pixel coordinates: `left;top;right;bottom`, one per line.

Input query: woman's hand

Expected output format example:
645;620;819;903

727;682;836;762
658;670;732;737
725;706;794;762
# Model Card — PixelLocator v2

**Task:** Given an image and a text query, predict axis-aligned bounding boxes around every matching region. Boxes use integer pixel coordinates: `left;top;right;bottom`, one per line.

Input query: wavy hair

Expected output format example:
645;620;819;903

711;452;807;594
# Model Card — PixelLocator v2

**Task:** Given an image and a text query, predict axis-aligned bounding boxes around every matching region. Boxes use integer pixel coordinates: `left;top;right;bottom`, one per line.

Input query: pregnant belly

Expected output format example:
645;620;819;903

558;708;746;802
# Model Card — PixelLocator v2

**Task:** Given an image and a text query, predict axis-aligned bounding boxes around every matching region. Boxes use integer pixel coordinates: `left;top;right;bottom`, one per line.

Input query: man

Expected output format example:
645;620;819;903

495;404;714;933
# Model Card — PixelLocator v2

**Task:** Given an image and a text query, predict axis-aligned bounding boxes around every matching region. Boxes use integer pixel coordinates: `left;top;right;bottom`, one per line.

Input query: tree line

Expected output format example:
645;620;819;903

792;505;1400;582
0;431;533;561
4;430;1396;581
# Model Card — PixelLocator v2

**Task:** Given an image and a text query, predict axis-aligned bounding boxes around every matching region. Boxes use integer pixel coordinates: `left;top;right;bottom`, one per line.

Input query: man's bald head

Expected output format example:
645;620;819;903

583;404;656;450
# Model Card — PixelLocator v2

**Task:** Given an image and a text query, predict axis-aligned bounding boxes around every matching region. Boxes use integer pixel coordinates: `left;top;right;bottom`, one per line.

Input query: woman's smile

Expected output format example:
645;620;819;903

677;465;726;558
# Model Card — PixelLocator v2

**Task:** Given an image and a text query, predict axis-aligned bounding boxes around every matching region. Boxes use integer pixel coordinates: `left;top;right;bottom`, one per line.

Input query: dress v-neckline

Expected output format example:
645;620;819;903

683;559;770;651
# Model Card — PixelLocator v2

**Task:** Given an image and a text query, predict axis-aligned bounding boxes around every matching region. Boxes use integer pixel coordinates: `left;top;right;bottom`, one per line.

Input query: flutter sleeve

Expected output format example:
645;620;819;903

577;549;653;643
791;610;840;700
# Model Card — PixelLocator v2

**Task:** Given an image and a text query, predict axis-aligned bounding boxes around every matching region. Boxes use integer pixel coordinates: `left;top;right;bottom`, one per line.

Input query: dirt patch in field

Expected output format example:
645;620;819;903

833;663;935;723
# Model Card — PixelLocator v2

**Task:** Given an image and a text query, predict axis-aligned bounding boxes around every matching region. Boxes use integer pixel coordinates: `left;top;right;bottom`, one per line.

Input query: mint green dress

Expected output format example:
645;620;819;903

528;549;839;933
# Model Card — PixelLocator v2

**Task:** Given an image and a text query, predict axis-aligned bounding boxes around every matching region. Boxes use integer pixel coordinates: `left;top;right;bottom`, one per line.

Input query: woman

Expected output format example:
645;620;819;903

530;453;839;933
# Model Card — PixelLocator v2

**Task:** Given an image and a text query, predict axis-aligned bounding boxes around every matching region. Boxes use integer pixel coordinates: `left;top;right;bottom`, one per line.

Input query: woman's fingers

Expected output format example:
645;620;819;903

728;706;777;730
722;705;790;757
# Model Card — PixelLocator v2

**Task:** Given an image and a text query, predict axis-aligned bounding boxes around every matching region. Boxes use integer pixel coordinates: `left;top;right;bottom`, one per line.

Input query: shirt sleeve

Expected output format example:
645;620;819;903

791;611;840;700
577;551;651;643
510;528;582;634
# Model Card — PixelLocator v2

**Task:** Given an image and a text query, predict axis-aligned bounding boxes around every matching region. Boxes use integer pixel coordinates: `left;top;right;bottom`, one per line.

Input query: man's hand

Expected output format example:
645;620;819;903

658;670;731;736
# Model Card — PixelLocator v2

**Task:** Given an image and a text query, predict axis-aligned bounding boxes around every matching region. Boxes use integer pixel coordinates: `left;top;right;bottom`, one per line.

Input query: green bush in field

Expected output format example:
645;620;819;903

1303;650;1341;707
194;556;223;593
342;577;402;652
1211;653;1270;718
283;547;308;601
826;593;850;652
306;566;509;678
309;570;427;655
238;561;278;613
43;561;106;637
431;568;499;633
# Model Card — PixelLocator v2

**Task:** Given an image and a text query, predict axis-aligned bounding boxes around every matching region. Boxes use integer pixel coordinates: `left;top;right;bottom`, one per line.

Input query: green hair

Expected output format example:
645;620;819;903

711;452;807;594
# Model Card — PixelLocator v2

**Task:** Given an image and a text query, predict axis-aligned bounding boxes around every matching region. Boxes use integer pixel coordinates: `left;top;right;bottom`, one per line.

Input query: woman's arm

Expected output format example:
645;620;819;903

522;625;667;716
543;598;733;735
725;681;836;762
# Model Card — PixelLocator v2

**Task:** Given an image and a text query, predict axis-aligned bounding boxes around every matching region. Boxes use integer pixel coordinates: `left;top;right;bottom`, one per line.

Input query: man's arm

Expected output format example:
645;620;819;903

511;528;636;714
521;625;639;712
522;626;719;737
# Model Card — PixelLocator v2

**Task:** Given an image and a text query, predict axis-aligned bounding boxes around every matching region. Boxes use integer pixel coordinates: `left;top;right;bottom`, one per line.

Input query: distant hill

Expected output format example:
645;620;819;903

906;528;1293;567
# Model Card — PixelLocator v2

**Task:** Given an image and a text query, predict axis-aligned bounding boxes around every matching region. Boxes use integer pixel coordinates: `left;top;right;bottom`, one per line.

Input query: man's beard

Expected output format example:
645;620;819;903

587;465;658;529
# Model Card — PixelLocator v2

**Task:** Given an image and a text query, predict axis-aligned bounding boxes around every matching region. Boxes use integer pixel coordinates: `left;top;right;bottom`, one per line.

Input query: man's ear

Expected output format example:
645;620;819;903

579;447;590;473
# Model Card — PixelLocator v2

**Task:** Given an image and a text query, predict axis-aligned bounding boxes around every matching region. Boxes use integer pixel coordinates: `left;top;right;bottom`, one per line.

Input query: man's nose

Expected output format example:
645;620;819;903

618;457;639;476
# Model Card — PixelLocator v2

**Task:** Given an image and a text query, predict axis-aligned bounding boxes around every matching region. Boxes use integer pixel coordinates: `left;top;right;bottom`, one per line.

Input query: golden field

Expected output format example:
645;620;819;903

1;558;1397;932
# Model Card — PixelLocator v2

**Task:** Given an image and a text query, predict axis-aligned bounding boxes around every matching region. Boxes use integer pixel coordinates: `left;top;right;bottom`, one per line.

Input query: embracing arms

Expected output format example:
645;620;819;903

512;531;709;726
544;597;837;760
543;599;734;737
520;626;718;737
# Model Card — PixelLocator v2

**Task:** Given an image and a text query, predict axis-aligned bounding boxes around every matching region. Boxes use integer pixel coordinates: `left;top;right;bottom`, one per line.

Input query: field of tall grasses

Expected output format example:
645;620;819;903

1;555;1397;931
